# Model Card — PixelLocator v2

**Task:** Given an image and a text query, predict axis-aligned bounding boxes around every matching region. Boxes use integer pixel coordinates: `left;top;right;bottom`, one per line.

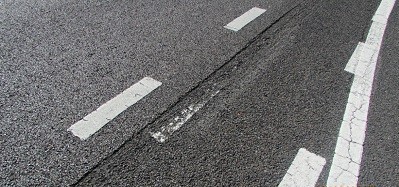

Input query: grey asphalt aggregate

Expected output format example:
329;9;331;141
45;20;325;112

1;0;298;185
75;0;398;186
1;0;398;186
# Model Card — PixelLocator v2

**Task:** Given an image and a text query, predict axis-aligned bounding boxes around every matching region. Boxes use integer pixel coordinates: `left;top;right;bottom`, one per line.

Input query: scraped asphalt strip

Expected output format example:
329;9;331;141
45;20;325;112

67;7;268;142
67;77;162;140
65;1;393;185
149;7;268;142
224;7;266;31
278;148;326;187
327;0;396;185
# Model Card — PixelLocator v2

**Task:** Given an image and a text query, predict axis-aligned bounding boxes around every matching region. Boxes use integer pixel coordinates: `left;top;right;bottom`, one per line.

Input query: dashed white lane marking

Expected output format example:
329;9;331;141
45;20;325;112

224;7;266;32
279;148;326;187
68;77;162;140
150;90;219;143
327;0;396;185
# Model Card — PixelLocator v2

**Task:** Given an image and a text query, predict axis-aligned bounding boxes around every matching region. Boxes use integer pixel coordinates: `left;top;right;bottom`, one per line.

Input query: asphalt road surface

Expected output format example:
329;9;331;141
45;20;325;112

1;0;398;186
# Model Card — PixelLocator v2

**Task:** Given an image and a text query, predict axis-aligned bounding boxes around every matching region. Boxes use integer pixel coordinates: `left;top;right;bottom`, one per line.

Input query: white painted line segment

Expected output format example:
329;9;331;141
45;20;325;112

373;0;396;24
150;90;219;143
346;43;379;79
328;0;396;185
224;7;266;32
279;148;326;187
68;77;162;140
345;42;364;74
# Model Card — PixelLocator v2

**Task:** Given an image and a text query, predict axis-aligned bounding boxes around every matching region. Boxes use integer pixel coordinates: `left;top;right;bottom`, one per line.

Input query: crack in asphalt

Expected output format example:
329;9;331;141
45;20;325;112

71;2;318;185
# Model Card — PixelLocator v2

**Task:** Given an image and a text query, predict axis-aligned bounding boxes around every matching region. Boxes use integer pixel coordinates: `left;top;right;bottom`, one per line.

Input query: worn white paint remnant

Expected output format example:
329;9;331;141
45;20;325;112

150;90;219;143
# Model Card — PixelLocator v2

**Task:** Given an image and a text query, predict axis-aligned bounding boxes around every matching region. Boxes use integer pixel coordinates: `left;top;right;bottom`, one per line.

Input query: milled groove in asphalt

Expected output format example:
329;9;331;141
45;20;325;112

224;7;267;32
327;0;396;185
72;2;319;185
68;77;162;140
279;148;326;187
145;3;314;141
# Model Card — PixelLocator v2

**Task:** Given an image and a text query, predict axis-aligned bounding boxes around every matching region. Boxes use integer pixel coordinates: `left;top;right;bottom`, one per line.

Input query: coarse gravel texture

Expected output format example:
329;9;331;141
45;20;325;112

1;0;300;185
75;0;391;186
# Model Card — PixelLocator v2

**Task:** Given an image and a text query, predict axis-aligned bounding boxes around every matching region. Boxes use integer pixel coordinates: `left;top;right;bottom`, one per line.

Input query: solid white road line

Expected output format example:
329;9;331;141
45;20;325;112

150;90;219;143
279;148;326;187
224;7;266;32
327;0;396;185
68;77;162;140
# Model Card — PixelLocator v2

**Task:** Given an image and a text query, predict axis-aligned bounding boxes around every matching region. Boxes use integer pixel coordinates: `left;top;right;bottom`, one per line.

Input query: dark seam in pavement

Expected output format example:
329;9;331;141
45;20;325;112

70;2;314;186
